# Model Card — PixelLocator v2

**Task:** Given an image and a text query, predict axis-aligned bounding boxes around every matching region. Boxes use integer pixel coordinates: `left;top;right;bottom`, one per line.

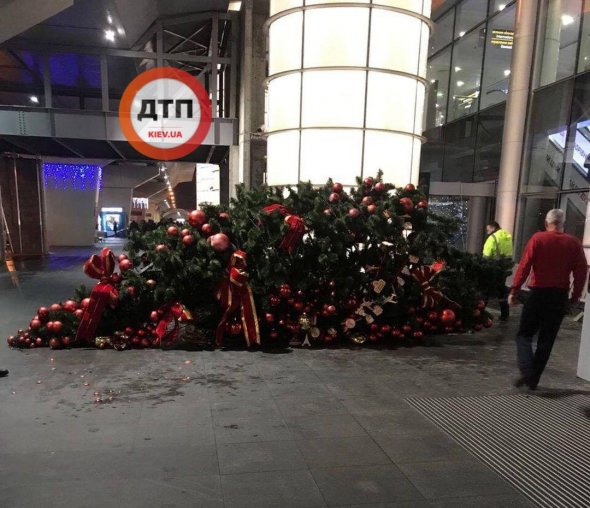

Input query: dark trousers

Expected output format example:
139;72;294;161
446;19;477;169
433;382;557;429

516;287;569;387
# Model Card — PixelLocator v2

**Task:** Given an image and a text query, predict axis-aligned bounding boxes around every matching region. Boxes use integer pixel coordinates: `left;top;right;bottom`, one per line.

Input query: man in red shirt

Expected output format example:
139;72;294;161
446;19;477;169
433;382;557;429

509;209;588;390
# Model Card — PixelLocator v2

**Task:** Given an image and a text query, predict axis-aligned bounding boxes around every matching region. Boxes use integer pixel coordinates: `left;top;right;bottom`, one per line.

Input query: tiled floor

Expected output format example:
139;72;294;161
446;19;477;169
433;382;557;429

0;245;587;507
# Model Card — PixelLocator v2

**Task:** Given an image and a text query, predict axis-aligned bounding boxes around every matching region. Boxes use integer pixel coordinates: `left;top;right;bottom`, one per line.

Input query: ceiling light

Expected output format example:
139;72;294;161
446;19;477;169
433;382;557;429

430;79;436;83
454;66;462;72
437;92;444;97
504;69;511;77
459;31;466;37
29;95;39;103
456;81;464;87
562;14;575;26
228;1;242;11
498;3;506;10
107;14;113;24
104;29;116;42
117;27;125;35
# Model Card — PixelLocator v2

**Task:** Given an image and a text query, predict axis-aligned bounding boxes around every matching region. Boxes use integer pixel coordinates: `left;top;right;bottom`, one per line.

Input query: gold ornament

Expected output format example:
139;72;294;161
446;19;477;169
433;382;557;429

95;337;111;349
299;313;311;331
350;335;367;345
310;327;321;338
146;279;157;289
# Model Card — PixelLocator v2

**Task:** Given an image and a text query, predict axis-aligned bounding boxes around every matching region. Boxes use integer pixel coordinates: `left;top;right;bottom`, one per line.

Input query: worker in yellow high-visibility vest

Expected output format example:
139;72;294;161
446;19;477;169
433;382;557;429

483;221;514;320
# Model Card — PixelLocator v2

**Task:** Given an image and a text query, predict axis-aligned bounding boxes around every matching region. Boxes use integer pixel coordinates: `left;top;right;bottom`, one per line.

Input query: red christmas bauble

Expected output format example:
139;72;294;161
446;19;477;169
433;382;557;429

181;228;191;237
118;254;128;262
473;309;481;318
30;319;41;330
183;235;195;246
327;305;337;315
81;298;91;309
427;311;438;322
52;321;63;333
473;324;484;332
62;336;71;347
279;284;292;299
269;295;281;307
219;212;230;220
119;259;133;271
364;177;374;187
125;327;134;335
201;223;213;236
323;208;333;216
140;338;151;348
137;329;146;337
63;300;77;312
440;309;456;325
328;192;340;203
111;273;122;283
74;309;84;319
50;303;62;312
188;210;207;228
348;208;360;218
49;338;61;349
374;182;386;193
370;323;379;332
230;323;242;336
413;330;424;339
369;334;379;342
367;204;377;214
404;183;416;192
403;324;413;334
477;300;486;311
150;311;159;322
131;336;141;346
167;226;179;237
265;313;275;323
37;306;49;321
381;324;392;335
294;302;304;312
156;244;168;253
127;286;136;297
269;330;279;340
484;318;493;328
417;200;428;209
35;337;42;346
46;321;55;333
332;182;343;193
209;233;230;252
391;329;401;338
399;197;414;213
362;196;374;206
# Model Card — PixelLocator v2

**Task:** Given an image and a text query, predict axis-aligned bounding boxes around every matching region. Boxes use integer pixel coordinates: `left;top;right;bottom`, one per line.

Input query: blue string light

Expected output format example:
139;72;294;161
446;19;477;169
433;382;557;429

42;163;102;191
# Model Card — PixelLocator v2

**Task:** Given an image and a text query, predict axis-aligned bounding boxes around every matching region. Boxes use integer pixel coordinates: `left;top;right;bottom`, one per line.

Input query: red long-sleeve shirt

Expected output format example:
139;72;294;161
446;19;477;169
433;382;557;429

511;231;588;300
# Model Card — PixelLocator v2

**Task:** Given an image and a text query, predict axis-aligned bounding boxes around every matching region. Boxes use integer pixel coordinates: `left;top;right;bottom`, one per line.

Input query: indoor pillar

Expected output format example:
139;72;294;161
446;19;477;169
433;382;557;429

495;0;537;235
466;196;488;254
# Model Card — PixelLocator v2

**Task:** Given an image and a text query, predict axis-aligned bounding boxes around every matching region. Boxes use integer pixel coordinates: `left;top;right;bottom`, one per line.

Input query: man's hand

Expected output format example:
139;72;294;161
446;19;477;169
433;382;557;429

508;293;519;306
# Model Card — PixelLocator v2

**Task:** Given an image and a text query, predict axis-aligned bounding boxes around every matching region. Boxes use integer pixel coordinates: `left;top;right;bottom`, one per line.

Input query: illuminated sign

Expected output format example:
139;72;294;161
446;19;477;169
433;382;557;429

490;29;514;49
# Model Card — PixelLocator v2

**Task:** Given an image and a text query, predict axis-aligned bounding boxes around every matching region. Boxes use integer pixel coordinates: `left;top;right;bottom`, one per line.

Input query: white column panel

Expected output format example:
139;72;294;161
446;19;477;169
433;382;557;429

267;74;302;131
363;132;413;185
270;0;303;16
365;72;417;132
268;12;303;75
267;131;300;186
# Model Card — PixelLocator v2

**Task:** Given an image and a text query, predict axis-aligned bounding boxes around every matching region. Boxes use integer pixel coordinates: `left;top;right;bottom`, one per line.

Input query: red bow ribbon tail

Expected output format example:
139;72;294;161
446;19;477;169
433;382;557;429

75;248;119;343
412;266;444;309
279;215;305;254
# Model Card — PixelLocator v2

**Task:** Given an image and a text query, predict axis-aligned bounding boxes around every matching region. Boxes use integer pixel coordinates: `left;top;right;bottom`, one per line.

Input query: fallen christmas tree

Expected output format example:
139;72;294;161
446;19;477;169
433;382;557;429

7;174;511;350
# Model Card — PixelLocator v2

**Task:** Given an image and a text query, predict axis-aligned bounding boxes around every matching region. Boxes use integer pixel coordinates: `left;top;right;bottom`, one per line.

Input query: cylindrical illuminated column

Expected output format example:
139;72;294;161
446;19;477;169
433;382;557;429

266;0;431;187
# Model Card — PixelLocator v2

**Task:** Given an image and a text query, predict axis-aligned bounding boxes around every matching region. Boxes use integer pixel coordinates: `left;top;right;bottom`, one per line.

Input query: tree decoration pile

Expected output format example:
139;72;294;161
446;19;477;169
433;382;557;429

7;173;510;350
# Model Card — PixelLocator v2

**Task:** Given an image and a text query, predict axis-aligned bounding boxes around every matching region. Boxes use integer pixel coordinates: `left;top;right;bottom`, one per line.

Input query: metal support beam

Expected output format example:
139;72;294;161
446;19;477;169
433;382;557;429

43;53;52;109
210;13;219;119
53;138;84;157
106;140;126;159
100;54;109;112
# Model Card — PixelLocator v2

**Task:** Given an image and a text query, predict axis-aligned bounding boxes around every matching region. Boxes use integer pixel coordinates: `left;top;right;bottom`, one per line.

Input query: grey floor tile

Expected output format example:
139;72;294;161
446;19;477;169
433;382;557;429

286;414;368;440
296;436;391;468
397;460;518;500
276;394;349;418
355;409;441;438
211;396;282;421
311;465;425;506
214;416;294;444
330;503;432;508
428;494;537;507
221;470;326;508
374;432;472;464
218;440;307;474
133;420;216;448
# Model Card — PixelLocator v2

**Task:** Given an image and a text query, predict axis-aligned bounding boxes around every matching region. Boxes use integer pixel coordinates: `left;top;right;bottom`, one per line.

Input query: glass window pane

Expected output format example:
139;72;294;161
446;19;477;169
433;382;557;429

420;127;444;182
536;0;582;88
455;0;487;38
480;5;515;110
448;28;485;121
560;192;587;241
522;79;574;193
426;47;451;129
489;1;513;15
443;116;477;182
578;0;590;72
429;8;454;56
0;49;46;107
474;102;506;182
366;72;418;133
516;196;558;256
562;73;590;190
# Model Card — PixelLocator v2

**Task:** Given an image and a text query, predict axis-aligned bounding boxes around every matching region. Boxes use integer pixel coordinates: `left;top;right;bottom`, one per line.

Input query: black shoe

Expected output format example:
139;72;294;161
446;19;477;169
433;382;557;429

0;369;8;378
513;376;528;388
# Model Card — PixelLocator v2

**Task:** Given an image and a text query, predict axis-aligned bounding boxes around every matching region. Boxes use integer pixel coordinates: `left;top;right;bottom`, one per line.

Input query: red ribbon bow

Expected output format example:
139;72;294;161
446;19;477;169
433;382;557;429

155;302;185;347
215;250;260;347
75;247;119;343
411;262;445;309
263;204;305;254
